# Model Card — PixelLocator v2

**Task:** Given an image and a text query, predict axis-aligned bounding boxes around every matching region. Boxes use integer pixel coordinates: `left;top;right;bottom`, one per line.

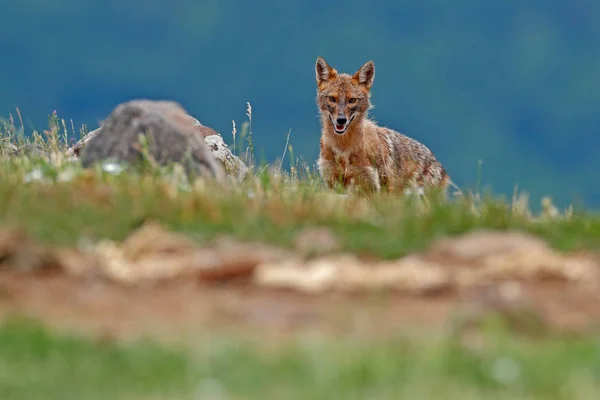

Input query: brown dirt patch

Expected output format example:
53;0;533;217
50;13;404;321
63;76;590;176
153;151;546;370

1;224;600;346
0;271;599;347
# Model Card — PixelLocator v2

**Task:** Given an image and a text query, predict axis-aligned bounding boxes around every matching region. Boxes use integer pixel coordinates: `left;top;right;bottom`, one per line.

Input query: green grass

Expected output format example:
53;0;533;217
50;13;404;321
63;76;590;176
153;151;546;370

0;318;600;399
0;109;599;259
0;155;598;259
1;111;600;399
0;319;195;400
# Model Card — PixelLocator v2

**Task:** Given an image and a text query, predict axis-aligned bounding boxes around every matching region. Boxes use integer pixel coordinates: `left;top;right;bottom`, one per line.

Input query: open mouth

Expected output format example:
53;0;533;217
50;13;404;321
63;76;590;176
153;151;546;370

329;115;354;135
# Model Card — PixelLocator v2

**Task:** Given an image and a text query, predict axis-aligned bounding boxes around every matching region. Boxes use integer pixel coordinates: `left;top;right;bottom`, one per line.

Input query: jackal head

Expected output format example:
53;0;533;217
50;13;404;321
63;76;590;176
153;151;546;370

315;57;375;135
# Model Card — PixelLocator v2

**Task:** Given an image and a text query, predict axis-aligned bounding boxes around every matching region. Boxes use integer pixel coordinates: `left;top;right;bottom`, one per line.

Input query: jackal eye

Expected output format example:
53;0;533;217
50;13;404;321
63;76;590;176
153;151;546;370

348;97;357;104
328;96;337;103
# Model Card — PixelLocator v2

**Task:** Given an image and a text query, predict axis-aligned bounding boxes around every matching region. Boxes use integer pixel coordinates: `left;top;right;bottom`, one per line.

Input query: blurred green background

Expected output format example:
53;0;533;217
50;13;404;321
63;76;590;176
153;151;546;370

2;0;599;208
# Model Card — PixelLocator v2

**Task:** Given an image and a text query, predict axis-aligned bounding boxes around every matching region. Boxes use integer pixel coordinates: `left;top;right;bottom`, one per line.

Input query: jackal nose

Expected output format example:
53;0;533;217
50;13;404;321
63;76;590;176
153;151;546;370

336;116;347;125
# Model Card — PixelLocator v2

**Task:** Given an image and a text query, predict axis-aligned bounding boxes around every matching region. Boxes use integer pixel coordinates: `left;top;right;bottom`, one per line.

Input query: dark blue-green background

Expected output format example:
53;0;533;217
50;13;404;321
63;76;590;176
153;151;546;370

2;0;599;209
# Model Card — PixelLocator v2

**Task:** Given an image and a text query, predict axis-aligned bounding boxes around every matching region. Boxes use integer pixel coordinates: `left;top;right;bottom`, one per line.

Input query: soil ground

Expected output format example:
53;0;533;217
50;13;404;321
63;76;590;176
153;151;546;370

1;270;599;346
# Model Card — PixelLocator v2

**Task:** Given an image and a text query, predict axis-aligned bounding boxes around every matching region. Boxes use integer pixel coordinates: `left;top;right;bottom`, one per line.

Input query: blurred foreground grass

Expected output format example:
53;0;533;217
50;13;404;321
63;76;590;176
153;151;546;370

0;318;599;400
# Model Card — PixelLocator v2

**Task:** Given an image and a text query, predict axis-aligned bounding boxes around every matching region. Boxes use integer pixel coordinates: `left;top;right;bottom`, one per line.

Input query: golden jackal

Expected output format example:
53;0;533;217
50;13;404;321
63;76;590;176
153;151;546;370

315;56;451;196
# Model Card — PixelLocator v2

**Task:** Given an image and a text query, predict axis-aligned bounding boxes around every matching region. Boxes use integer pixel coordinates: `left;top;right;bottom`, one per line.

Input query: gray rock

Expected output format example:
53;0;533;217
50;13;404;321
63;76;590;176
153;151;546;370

0;141;19;158
204;134;249;183
187;114;249;181
2;141;53;161
79;99;225;181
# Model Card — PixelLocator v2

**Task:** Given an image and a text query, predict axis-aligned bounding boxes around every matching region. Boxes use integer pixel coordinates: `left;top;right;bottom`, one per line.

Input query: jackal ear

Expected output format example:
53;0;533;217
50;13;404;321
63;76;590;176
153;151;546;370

316;57;337;87
353;61;375;90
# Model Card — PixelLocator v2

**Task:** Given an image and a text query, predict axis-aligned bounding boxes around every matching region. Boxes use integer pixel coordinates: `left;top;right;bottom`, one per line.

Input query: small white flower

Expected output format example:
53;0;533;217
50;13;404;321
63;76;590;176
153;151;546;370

57;168;76;182
101;162;125;175
404;186;425;196
24;168;44;182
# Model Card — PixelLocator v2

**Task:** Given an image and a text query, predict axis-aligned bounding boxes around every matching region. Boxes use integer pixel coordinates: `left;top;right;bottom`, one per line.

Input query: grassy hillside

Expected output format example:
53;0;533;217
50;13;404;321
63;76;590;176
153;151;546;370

0;111;597;256
0;114;599;399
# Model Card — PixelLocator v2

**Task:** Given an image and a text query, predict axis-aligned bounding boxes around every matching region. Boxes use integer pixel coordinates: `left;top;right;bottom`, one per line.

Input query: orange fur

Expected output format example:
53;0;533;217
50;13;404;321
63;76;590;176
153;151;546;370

315;57;451;196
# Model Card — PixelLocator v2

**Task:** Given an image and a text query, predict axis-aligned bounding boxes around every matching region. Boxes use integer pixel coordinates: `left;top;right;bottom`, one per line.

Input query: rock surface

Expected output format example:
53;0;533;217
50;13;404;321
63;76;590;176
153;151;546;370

69;99;247;182
78;99;225;181
203;134;249;183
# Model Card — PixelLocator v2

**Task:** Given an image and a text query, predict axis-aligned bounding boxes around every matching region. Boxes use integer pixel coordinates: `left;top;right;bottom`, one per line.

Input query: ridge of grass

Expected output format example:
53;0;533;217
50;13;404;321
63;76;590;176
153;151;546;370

0;108;598;259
